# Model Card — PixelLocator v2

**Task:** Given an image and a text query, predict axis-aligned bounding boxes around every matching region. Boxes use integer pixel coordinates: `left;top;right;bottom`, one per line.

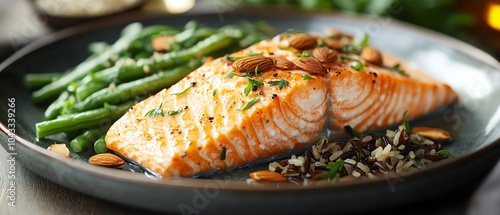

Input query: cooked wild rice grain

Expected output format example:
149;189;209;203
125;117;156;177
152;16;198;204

251;123;452;185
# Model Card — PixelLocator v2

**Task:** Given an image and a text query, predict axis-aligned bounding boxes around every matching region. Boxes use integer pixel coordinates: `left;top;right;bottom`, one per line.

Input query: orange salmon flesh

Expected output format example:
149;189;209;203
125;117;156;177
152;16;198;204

105;34;458;177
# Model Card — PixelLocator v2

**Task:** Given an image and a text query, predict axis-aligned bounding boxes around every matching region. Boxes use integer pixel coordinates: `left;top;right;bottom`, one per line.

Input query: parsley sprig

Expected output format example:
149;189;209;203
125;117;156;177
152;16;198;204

171;86;191;96
244;78;264;96
145;103;164;117
325;160;345;182
238;97;259;111
167;109;183;116
268;79;289;90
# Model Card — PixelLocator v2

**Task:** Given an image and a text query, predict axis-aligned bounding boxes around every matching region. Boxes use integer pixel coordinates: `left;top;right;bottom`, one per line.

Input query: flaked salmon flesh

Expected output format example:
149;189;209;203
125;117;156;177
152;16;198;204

105;34;458;177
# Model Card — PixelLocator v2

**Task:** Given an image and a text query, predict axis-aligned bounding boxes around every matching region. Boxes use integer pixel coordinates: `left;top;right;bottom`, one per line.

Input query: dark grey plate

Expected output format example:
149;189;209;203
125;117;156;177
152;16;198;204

1;11;500;215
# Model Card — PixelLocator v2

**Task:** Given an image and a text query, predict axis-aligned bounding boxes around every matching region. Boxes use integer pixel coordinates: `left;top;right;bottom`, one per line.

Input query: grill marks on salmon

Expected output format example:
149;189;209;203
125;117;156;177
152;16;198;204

106;35;458;177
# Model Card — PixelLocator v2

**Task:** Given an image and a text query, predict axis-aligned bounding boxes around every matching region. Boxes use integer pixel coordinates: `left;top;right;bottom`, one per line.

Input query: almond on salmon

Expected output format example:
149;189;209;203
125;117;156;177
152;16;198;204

105;32;458;177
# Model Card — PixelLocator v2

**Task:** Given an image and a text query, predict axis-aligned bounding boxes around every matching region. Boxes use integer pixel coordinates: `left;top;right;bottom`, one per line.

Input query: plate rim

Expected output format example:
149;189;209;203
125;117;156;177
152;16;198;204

1;10;500;192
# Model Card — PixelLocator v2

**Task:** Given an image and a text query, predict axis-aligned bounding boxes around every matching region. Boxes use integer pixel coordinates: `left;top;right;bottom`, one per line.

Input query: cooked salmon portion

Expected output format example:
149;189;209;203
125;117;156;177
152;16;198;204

105;33;458;177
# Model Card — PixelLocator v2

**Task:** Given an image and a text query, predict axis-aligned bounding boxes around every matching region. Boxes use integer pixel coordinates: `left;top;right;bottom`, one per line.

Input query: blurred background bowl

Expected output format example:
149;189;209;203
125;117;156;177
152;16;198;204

29;0;146;29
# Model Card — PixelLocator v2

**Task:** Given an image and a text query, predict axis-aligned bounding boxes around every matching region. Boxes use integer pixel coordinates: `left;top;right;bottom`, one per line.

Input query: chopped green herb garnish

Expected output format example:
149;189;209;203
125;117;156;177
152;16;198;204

238;97;260;111
402;111;410;131
325;160;345;180
316;137;328;146
339;55;353;61
415;160;424;167
297;50;311;61
212;89;217;96
371;132;385;139
344;125;364;138
243;71;263;77
254;65;259;76
356;33;370;48
249;78;264;88
355;151;363;161
302;75;314;80
340;35;351;44
350;60;365;71
436;149;452;158
171;86;191;96
244;83;252;96
268;79;289;90
244;78;264;96
226;71;235;78
342;45;362;55
225;71;241;79
145;103;164;117
220;147;227;160
167;109;183;116
388;63;408;76
226;55;244;62
342;34;369;55
246;52;261;56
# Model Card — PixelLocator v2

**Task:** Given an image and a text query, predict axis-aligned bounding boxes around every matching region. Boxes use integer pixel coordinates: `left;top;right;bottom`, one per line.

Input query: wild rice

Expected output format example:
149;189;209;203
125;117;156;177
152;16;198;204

250;122;452;185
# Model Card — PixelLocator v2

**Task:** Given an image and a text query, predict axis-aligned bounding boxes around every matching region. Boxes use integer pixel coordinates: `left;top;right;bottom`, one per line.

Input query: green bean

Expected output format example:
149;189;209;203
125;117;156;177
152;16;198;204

69;60;203;113
36;102;133;139
93;136;108;154
31;24;176;103
43;91;70;120
88;42;110;55
74;25;206;101
70;128;105;153
75;81;109;102
74;30;240;101
179;28;218;48
24;72;65;90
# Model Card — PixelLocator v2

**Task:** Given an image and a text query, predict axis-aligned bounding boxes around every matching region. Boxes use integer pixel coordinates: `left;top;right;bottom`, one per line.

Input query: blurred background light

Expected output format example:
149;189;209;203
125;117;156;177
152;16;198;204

486;2;500;30
163;0;195;14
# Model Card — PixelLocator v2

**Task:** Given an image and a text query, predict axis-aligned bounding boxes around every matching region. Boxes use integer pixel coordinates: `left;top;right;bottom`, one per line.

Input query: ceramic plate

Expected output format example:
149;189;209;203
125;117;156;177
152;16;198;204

1;11;500;214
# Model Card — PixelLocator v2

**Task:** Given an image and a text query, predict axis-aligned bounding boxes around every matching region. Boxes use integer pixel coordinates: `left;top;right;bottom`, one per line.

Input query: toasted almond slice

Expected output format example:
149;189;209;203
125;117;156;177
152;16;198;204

288;33;318;50
47;143;70;157
249;170;288;182
88;153;125;168
360;46;383;66
294;57;328;74
312;47;337;63
412;127;451;143
232;56;274;73
323;39;344;50
272;57;295;70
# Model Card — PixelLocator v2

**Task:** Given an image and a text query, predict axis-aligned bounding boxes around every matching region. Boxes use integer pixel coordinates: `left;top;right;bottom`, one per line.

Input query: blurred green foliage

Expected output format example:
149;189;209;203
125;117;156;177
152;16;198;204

245;0;475;42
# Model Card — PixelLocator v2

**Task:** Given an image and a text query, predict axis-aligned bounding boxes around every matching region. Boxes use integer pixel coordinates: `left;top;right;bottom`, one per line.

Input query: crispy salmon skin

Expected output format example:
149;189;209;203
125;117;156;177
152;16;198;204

105;32;458;177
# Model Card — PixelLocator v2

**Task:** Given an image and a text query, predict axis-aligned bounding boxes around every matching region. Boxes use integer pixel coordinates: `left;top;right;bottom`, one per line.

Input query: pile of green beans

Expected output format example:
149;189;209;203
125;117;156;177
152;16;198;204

27;21;273;154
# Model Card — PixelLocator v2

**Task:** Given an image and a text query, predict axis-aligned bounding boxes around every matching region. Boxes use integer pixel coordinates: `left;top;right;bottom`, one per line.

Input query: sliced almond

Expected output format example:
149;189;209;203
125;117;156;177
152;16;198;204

249;170;288;182
232;56;274;73
288;33;318;50
325;28;342;38
272;57;295;70
323;39;344;51
412;127;451;143
294;57;328;74
312;47;337;63
360;46;383;66
88;153;125;168
47;143;70;157
151;35;174;52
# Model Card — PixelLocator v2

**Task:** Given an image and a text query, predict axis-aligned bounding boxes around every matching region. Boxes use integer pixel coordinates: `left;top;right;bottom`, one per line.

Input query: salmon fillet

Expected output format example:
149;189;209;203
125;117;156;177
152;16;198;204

105;33;458;177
